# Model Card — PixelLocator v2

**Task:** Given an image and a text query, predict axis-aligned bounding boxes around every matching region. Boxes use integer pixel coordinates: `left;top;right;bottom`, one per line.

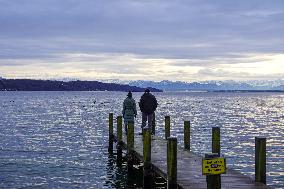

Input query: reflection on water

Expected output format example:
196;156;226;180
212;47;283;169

0;91;283;188
104;154;129;189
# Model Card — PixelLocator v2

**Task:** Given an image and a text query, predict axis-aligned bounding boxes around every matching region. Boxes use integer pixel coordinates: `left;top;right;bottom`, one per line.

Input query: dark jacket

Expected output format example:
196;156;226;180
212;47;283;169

139;92;158;114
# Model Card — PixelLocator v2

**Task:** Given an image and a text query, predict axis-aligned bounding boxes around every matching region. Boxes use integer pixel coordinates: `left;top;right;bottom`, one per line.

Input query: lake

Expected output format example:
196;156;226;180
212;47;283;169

0;91;283;188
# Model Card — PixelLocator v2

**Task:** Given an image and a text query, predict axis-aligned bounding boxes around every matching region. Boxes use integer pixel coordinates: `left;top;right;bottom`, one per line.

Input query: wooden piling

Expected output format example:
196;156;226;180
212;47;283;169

143;128;152;188
143;128;151;162
210;127;221;189
165;116;171;139
205;153;221;189
117;116;123;165
117;116;123;142
152;112;156;135
255;137;266;184
108;113;113;154
212;127;220;156
167;137;177;189
127;122;134;172
184;121;190;150
127;122;134;151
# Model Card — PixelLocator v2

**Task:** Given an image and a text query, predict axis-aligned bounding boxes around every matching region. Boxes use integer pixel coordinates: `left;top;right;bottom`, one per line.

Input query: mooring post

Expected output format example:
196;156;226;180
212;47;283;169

255;137;266;184
210;127;221;189
167;137;177;189
205;153;221;189
184;121;190;150
117;116;123;165
108;113;114;154
127;122;134;173
165;116;171;139
212;127;220;156
152;112;156;135
143;128;152;188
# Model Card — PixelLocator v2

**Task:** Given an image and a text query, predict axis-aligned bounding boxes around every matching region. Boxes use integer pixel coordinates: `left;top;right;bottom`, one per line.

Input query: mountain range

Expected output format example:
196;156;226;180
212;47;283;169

1;77;283;91
102;79;284;91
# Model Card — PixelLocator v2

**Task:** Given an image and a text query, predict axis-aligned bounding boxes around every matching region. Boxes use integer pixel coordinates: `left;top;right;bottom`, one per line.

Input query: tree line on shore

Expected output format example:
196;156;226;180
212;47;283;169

0;79;162;92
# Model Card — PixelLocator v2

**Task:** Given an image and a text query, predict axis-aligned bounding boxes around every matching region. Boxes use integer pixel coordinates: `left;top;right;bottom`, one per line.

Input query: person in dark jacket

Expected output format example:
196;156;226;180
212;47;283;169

139;88;158;133
122;91;137;133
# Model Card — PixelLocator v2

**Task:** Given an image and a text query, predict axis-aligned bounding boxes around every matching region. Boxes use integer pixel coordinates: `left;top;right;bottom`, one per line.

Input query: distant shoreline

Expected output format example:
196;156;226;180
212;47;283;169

160;90;284;93
211;90;284;93
0;79;162;92
1;79;283;93
1;90;283;93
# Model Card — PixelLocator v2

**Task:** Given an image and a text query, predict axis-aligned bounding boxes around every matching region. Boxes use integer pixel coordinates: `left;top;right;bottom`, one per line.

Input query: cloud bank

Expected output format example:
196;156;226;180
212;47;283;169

0;0;284;81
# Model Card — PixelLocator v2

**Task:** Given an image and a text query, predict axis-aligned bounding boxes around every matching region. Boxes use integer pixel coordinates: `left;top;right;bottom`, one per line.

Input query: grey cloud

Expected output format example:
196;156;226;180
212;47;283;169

169;54;273;67
0;0;284;80
197;68;284;80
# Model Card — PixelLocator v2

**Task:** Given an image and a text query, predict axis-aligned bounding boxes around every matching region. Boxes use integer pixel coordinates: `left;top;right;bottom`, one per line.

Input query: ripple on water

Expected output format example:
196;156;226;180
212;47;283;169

0;91;283;188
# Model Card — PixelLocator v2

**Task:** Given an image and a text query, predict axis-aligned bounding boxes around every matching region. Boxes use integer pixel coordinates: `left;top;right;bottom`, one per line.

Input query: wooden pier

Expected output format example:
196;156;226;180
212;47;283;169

109;113;270;189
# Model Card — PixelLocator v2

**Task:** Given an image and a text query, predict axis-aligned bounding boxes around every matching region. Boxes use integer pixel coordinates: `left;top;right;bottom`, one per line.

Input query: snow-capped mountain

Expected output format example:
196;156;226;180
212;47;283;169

114;79;284;91
99;79;130;85
49;77;80;82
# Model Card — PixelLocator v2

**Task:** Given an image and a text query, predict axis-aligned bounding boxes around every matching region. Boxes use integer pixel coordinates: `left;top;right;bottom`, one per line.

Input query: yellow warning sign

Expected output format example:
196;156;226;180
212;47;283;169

202;157;226;175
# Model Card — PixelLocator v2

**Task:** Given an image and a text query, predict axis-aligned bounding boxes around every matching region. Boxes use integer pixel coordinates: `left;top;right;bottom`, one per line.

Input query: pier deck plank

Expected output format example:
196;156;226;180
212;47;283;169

117;134;270;189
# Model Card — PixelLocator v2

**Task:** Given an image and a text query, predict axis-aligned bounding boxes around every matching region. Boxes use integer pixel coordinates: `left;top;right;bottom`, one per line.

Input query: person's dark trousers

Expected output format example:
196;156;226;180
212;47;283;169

141;112;153;130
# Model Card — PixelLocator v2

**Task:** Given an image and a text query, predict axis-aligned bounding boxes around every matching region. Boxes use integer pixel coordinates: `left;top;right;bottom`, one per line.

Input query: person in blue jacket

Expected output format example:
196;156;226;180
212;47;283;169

122;91;137;133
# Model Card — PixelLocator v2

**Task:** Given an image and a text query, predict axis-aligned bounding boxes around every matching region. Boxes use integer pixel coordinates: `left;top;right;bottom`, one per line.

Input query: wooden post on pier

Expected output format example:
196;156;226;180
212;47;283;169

167;137;177;189
255;137;266;184
212;127;220;156
184;121;190;150
143;128;152;188
165;116;171;139
211;127;221;188
108;113;114;154
152;112;156;135
117;116;123;142
205;153;222;189
127;122;134;172
116;116;123;165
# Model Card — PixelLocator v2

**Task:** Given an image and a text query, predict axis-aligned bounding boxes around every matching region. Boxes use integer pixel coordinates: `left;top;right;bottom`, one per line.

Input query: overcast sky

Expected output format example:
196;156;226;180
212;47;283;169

0;0;284;81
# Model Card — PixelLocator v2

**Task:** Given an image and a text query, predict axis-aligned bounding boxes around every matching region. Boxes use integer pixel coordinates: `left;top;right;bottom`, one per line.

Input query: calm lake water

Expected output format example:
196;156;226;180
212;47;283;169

0;91;283;188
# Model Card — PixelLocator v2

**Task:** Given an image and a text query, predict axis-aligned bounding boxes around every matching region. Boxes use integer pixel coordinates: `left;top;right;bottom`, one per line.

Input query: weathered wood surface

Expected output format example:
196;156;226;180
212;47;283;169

116;133;270;189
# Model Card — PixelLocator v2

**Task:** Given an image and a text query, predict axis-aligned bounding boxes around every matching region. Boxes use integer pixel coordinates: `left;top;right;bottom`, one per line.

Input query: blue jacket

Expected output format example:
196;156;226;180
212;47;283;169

122;97;137;124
